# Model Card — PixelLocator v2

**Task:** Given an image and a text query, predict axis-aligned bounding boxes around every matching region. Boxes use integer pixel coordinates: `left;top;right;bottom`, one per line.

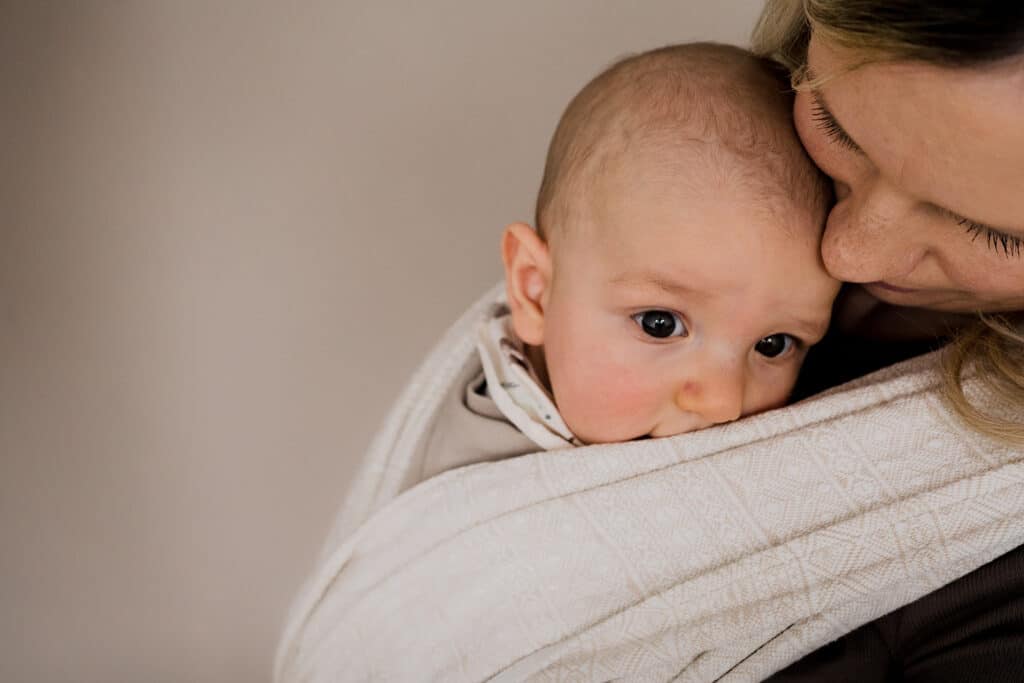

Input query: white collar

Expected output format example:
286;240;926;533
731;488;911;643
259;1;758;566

475;313;580;450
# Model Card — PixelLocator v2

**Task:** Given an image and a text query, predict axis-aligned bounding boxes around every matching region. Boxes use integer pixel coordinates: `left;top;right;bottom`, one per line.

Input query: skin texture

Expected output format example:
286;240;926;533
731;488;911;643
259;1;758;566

795;35;1024;318
503;145;838;444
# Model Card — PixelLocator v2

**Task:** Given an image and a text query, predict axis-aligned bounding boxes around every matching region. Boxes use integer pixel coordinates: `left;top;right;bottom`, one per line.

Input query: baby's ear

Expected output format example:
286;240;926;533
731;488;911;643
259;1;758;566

501;222;551;346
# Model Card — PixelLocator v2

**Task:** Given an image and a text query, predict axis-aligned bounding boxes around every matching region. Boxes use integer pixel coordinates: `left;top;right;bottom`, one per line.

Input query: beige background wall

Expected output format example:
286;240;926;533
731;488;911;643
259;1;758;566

1;2;762;681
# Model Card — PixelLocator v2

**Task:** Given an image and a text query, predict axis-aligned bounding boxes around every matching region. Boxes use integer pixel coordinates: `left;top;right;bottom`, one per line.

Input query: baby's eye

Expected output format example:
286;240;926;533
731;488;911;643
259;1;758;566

754;333;795;358
633;310;687;339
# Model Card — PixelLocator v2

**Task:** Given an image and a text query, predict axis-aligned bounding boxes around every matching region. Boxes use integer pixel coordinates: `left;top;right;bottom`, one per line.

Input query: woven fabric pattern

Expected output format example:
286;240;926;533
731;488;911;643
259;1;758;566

275;284;1024;683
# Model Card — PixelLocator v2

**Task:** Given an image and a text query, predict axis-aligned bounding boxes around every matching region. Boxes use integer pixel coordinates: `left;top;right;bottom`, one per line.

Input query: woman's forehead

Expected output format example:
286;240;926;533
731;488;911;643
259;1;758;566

808;37;1024;234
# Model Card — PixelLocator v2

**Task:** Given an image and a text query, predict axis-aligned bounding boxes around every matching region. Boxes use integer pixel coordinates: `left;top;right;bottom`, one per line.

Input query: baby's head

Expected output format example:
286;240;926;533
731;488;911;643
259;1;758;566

502;43;839;443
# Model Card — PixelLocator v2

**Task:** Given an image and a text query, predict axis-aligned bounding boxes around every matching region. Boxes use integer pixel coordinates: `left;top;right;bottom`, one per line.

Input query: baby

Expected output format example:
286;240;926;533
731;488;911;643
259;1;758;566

422;43;838;476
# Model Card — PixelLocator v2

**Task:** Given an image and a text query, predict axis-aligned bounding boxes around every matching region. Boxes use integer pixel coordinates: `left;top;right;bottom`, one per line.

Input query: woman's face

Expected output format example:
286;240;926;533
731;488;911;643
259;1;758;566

794;34;1024;312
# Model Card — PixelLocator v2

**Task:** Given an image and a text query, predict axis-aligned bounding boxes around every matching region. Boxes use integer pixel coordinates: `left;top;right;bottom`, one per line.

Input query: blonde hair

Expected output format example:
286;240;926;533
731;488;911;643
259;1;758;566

942;315;1024;444
753;0;1024;444
754;1;1024;72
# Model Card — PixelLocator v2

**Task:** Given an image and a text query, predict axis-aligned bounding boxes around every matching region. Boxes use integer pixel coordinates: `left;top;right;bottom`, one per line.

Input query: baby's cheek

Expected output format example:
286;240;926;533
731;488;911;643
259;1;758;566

553;346;662;440
747;367;799;415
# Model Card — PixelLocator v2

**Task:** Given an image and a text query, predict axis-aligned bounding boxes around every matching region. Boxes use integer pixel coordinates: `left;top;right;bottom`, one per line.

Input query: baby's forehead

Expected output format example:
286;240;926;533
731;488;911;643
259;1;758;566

588;130;825;237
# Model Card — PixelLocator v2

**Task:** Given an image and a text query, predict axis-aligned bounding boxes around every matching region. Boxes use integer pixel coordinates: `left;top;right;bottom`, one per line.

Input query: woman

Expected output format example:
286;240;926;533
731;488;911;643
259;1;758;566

753;1;1024;679
277;3;1024;681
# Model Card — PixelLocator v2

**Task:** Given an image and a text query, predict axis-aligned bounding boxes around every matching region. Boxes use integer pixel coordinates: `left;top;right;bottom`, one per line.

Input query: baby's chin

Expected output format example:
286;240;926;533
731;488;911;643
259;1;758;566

647;415;726;440
645;423;715;440
575;420;713;445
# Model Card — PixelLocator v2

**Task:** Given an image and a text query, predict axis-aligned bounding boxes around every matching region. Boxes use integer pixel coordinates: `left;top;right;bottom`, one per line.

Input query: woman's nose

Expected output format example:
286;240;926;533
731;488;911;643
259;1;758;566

821;177;926;283
674;363;744;425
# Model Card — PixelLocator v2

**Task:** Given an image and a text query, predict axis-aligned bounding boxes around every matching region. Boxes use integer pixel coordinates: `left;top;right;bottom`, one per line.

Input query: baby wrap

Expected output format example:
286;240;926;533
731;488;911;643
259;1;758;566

276;284;1024;682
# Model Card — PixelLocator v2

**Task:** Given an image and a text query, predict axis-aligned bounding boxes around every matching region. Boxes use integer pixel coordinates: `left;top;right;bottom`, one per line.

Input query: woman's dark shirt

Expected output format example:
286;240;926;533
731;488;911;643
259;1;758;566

766;545;1024;682
790;326;945;402
768;313;1024;682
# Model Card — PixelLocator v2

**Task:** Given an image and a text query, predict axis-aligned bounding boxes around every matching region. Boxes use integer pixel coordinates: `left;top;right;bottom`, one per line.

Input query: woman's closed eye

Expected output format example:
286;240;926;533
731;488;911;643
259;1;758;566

955;214;1024;258
810;95;861;154
633;310;687;339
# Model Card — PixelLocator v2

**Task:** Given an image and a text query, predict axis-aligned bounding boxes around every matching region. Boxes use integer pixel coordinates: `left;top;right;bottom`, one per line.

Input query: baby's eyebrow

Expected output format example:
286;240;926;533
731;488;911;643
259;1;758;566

612;271;830;334
787;316;830;341
609;272;697;297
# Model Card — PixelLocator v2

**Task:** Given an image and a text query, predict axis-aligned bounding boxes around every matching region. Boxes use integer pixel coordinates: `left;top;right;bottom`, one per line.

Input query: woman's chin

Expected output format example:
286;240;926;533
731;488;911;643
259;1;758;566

862;282;967;311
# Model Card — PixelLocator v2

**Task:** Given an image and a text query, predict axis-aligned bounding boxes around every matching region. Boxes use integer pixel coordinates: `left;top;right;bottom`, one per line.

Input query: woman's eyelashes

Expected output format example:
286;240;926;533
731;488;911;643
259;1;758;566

957;216;1024;258
810;95;861;154
633;310;687;338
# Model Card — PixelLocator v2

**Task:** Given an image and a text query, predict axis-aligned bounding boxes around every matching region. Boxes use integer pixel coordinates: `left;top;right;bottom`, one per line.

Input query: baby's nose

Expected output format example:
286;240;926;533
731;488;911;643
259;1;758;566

674;367;744;425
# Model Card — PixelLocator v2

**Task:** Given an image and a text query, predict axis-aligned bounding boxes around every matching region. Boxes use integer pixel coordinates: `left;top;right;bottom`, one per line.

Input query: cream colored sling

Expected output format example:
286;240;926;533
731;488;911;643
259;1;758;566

276;284;1024;682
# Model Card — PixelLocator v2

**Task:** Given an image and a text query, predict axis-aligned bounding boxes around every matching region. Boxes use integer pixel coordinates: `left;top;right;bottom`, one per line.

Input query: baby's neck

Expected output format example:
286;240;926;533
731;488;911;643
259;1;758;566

523;343;552;394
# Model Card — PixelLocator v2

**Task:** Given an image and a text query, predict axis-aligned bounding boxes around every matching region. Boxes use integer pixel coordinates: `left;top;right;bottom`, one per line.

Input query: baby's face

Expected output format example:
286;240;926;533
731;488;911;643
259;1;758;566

540;156;839;444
